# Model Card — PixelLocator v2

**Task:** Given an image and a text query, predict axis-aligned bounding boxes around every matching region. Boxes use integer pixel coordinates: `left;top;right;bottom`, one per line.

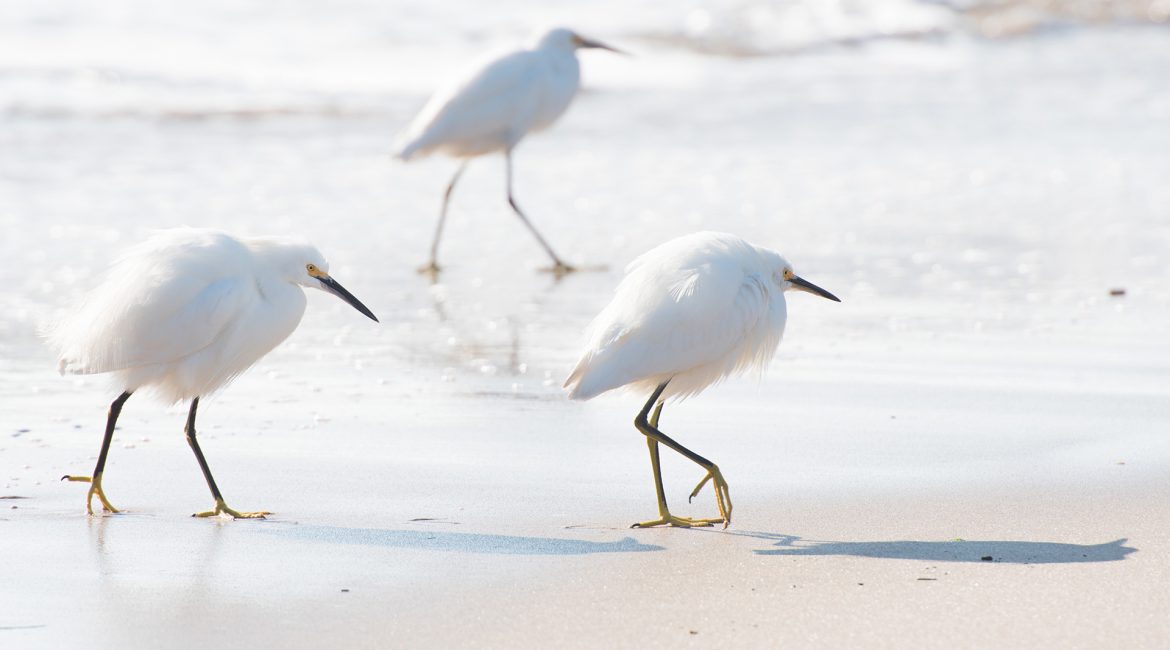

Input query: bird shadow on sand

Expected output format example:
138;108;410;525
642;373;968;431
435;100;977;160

262;525;664;556
724;531;1135;564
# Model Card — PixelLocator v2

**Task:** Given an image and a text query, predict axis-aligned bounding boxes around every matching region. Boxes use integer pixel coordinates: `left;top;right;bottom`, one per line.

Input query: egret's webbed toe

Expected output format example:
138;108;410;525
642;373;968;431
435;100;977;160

193;498;270;520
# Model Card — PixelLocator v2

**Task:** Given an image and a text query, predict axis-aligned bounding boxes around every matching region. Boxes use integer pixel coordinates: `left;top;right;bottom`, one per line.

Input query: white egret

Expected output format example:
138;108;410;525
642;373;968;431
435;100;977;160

564;232;840;528
395;27;624;275
50;228;379;518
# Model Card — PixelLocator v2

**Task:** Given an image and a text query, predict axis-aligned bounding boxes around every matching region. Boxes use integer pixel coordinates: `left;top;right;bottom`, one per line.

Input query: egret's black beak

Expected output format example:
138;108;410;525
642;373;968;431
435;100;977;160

577;36;627;55
319;276;379;322
790;276;841;303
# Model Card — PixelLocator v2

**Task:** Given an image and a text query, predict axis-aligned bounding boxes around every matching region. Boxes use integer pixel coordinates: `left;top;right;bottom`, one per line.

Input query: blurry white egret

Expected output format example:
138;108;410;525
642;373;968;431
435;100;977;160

564;232;840;528
51;228;379;518
395;27;624;274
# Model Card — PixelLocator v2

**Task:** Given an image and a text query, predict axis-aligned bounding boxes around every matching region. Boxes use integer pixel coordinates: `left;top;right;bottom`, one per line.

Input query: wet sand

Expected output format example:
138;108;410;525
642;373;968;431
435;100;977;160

3;317;1169;647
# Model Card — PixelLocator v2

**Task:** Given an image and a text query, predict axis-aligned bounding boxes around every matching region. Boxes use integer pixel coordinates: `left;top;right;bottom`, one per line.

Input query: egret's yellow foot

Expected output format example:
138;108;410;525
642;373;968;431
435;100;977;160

193;499;270;520
61;473;119;514
417;261;441;276
688;465;733;528
540;261;576;277
632;513;724;528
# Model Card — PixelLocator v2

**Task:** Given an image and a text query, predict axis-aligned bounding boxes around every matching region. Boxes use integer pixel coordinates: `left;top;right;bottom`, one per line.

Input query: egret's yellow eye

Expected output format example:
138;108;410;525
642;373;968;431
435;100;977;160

306;264;322;277
782;268;794;281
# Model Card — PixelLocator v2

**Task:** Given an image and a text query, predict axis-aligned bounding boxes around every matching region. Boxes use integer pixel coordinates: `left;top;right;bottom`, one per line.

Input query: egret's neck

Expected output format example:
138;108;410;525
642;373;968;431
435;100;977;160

542;47;580;76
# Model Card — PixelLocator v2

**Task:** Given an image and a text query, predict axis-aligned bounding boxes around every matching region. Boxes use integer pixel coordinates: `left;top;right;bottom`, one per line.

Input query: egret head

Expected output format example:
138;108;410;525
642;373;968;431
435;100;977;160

538;28;625;54
773;260;841;303
303;260;379;322
254;239;378;321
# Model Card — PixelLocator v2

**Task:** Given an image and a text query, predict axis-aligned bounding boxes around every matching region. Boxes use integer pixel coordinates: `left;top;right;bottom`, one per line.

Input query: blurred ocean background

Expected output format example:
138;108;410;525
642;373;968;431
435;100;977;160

5;1;1170;116
1;0;1168;394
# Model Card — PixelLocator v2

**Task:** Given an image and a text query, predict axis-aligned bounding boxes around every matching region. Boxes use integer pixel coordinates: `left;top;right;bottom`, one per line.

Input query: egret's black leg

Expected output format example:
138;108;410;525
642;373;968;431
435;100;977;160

632;381;732;528
186;397;269;520
420;160;469;274
645;402;669;515
505;150;574;275
62;391;133;514
185;398;223;501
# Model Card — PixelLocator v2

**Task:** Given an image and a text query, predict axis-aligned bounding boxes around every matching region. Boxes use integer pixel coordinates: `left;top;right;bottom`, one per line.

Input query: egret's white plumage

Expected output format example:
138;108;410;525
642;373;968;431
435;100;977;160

50;227;378;517
396;28;590;161
55;230;313;401
564;231;840;528
394;28;623;273
566;232;790;402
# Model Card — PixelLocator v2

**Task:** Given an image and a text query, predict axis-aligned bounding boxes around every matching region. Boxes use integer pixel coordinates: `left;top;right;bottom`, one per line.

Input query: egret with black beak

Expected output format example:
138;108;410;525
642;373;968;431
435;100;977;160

396;28;624;275
51;228;379;519
565;232;840;528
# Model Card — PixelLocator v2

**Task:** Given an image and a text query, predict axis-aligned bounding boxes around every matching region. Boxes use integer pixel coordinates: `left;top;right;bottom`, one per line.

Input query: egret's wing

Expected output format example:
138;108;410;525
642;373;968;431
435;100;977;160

117;277;250;371
396;50;545;157
567;236;780;400
52;231;254;375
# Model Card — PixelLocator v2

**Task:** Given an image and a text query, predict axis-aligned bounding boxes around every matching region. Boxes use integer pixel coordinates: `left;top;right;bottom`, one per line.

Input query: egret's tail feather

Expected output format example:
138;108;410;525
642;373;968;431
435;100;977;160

564;376;605;401
563;358;595;401
394;133;430;161
563;352;627;401
564;325;638;401
395;143;418;161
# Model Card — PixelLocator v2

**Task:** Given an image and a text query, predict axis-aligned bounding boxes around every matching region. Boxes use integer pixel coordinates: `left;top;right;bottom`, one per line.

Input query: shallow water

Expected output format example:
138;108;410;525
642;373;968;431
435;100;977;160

2;10;1168;506
3;20;1169;375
